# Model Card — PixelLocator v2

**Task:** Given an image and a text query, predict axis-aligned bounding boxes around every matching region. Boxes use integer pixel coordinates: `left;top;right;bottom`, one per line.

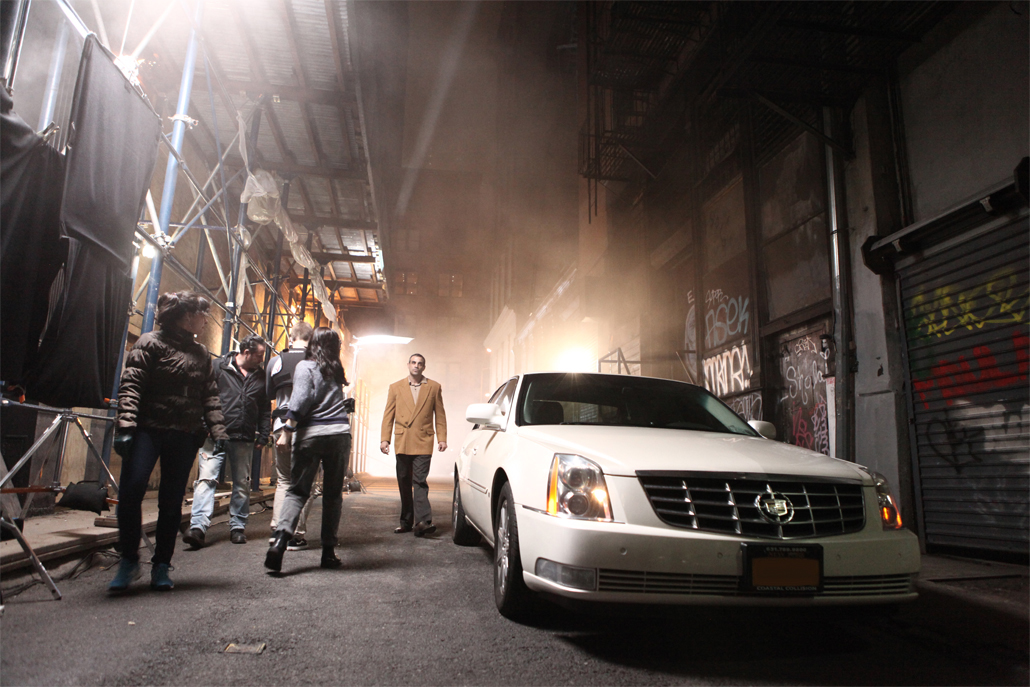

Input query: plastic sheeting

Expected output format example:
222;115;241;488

237;112;340;330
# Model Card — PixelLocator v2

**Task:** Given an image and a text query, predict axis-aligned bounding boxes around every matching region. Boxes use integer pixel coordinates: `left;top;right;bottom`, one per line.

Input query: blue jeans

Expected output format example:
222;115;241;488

276;433;350;547
116;428;197;565
190;440;252;532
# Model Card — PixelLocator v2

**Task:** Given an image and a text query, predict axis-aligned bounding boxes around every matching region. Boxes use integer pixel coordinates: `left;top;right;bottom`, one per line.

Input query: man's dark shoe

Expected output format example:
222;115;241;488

321;547;343;569
183;528;205;549
264;531;290;573
393;525;413;534
413;521;437;538
230;529;247;544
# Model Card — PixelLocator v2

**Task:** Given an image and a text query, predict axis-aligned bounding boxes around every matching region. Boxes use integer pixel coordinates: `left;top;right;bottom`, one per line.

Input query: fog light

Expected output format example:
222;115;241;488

535;558;597;591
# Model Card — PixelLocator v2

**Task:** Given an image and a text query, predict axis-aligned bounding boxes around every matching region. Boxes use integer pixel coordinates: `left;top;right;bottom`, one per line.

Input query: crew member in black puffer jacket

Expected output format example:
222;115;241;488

109;291;228;593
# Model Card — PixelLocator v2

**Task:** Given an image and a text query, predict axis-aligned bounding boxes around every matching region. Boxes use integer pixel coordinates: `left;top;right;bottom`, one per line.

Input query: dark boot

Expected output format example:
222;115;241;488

321;546;343;569
264;531;289;572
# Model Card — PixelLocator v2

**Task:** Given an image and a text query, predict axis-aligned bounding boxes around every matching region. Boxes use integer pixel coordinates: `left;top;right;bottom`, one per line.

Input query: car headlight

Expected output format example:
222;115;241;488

546;454;613;521
872;471;903;530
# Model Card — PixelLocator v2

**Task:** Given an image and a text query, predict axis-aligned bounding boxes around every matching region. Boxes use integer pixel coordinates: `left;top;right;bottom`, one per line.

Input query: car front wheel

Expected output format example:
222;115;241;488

452;475;481;546
493;482;533;619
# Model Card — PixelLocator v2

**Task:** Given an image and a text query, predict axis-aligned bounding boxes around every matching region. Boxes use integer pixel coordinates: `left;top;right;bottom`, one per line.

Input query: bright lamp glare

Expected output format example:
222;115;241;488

141;243;157;259
554;347;595;372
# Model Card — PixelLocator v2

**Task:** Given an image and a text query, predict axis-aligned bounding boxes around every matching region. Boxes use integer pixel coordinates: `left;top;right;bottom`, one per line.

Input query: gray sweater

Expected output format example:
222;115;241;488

285;361;350;441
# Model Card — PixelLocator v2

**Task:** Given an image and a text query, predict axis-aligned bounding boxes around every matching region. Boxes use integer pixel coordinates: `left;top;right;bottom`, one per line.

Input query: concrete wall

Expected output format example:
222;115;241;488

899;2;1030;221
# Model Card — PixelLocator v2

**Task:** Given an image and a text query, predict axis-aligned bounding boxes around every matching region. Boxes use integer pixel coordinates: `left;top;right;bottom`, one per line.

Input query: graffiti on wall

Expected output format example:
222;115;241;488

703;342;752;397
704;288;751;349
726;391;763;421
907;268;1028;343
912;329;1029;410
775;332;830;456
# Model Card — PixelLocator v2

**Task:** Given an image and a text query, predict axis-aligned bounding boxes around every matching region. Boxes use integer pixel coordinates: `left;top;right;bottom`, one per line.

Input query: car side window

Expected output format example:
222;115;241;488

474;382;513;430
496;378;518;421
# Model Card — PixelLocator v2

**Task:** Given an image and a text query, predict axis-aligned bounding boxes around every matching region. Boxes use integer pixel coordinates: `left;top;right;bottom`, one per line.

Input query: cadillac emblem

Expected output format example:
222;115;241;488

756;492;795;524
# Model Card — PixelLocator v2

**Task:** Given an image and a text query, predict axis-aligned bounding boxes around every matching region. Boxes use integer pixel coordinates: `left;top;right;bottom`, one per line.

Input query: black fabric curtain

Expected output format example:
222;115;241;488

13;35;160;408
0;87;67;386
26;238;131;408
61;36;161;269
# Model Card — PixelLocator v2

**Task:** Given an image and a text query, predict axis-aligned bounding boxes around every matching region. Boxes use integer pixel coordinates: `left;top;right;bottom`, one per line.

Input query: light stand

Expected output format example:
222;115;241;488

0;399;155;600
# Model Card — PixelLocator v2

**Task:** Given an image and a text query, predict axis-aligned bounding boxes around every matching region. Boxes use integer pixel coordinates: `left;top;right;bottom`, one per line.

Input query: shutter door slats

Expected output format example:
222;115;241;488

899;216;1029;554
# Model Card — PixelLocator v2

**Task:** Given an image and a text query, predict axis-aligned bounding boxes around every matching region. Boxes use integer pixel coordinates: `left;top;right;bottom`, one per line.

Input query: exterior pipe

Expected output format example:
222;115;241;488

37;21;69;131
1;0;31;90
141;0;204;334
264;179;290;359
221;104;264;354
824;107;855;461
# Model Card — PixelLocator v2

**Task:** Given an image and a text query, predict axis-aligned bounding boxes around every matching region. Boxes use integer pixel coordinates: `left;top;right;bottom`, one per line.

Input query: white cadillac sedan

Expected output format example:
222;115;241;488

452;372;920;620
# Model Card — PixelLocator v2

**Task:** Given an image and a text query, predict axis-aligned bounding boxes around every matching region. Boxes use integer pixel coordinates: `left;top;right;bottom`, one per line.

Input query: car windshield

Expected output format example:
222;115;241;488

517;373;757;436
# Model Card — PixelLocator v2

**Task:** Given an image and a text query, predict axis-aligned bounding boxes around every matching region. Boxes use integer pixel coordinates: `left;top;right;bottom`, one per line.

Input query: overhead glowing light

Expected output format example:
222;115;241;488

355;335;413;346
486;348;492;353
554;348;595;373
141;243;158;259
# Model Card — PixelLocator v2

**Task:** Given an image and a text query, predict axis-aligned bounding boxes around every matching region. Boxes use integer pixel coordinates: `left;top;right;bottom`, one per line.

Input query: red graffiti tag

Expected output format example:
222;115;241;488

913;329;1029;410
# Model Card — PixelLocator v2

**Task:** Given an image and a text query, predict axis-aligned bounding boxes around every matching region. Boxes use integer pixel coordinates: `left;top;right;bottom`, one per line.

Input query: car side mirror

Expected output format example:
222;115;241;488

748;420;777;440
466;403;503;427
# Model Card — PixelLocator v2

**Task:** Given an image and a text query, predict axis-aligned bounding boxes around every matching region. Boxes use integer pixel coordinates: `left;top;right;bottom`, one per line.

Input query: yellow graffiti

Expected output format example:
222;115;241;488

909;268;1028;340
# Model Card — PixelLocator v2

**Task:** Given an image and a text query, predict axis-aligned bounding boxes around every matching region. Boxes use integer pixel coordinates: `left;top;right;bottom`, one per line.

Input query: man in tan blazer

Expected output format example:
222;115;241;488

380;353;447;536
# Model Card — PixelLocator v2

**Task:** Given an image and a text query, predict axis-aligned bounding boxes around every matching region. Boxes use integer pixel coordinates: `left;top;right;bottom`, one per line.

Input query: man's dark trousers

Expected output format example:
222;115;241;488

396;453;432;526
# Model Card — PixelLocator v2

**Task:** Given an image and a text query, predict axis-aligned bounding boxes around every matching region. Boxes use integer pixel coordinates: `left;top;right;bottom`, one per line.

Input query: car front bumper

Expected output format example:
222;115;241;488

516;502;921;607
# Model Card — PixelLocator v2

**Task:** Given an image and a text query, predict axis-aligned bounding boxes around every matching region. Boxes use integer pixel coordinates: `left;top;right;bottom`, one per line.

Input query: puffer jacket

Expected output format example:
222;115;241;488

214;352;271;445
117;324;228;441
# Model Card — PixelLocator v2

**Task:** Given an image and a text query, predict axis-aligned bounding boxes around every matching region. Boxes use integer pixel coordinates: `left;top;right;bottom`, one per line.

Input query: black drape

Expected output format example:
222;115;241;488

60;36;160;270
0;87;67;385
27;238;131;408
22;35;160;407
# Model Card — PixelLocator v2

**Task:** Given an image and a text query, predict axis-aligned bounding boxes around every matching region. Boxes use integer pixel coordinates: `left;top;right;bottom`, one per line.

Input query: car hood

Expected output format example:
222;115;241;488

517;425;869;483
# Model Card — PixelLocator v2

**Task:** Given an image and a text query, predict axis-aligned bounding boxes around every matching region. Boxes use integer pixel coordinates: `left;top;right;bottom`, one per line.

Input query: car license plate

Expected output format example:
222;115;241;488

742;543;822;594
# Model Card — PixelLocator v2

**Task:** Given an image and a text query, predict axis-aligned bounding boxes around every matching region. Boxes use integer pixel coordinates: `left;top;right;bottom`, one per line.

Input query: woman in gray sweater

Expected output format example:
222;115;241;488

265;327;351;572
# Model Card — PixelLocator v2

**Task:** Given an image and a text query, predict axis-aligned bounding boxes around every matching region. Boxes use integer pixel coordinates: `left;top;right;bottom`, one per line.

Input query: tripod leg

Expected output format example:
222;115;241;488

74;418;121;495
0;416;65;490
1;514;61;600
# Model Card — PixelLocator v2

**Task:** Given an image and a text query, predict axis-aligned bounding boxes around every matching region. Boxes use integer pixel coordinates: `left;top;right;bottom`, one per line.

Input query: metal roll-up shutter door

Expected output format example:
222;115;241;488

898;216;1029;555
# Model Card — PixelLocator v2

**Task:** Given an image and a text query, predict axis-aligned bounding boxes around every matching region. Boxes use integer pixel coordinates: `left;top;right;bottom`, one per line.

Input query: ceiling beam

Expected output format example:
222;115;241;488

286;277;382;290
223;158;368;181
324;0;361;171
285;214;377;230
777;19;920;43
307;251;377;265
220;79;355;107
751;54;885;77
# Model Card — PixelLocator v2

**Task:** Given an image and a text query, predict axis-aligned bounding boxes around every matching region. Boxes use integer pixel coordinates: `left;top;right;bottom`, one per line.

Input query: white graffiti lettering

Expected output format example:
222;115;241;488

727;391;763;421
703;342;752;396
705;294;750;348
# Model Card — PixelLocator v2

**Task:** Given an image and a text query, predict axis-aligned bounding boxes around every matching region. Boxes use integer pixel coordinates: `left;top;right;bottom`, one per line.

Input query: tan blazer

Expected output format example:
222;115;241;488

381;378;447;455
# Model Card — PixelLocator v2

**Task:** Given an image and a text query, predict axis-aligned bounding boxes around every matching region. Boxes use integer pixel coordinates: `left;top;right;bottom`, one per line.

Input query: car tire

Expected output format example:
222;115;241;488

452;476;481;546
493;482;534;620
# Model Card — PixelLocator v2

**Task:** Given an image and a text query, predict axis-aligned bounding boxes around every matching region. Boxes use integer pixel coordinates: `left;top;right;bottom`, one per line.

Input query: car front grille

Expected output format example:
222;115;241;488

597;569;915;597
637;472;866;539
598;570;740;595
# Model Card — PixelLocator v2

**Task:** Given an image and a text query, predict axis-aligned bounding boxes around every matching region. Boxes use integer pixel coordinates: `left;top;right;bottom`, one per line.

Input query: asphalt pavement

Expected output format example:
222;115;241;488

1;476;1027;686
